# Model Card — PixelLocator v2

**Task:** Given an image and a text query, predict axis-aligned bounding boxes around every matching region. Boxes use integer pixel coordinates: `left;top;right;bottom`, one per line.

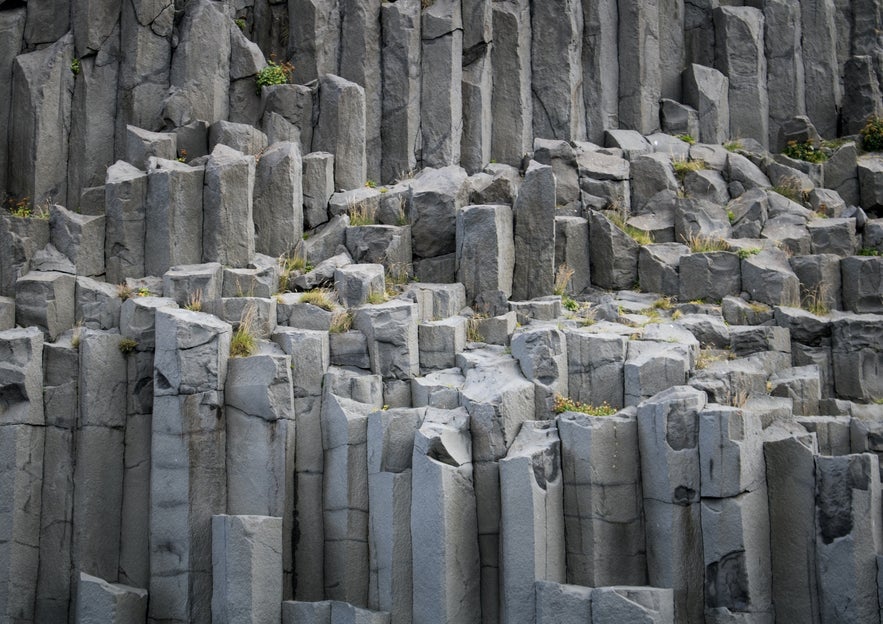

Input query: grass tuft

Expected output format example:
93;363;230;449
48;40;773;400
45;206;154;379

229;306;258;358
329;310;353;333
554;263;575;296
683;232;730;253
553;394;617;416
301;288;336;311
119;337;138;354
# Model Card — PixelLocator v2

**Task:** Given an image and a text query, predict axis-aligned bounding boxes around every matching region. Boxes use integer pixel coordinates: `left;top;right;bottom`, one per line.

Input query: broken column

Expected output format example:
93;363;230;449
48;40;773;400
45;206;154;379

150;309;231;624
253;141;304;257
491;0;532;165
420;0;462;168
313;74;367;190
0;327;44;624
105;160;148;283
558;409;646;586
411;407;480;624
456;204;515;305
499;421;565;624
203;144;255;268
145;158;205;276
460;0;492;172
618;0;661;134
513;161;556;300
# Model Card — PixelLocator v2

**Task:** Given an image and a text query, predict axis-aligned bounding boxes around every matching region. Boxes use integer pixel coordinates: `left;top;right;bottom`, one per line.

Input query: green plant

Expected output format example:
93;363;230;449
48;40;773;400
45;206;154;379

6;196;44;219
329;310;353;333
723;140;743;152
736;247;762;260
802;284;830;316
367;290;388;305
771;177;803;203
562;296;579;312
782;140;827;163
70;58;80;76
348;202;376;226
554;263;575;296
119;337;138;354
137;286;150;297
234;17;246;30
860;115;883;152
365;180;377;189
278;252;311;292
301;288;336;311
607;211;653;245
176;149;188;163
727;209;736;224
672;158;705;182
684;232;730;253
677;134;696;145
255;58;295;94
859;248;881;256
552;394;617;416
230;307;258;358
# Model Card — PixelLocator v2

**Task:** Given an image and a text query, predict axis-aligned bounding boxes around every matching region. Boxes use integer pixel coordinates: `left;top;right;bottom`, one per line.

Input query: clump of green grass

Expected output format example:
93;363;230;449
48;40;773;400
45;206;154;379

367;290;388;305
684;232;730;253
184;290;203;312
672;157;706;182
230;307;258;358
859;248;881;256
771;176;805;203
553;394;617;416
119;337;138;354
562;296;579;312
860;115;883;151
677;134;696;145
608;211;653;245
278;252;312;292
723;140;743;152
727;209;736;224
301;288;336;311
736;247;762;260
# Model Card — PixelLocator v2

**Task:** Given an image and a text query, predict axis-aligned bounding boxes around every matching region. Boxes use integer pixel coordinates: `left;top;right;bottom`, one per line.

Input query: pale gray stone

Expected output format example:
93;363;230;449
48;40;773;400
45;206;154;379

314;74;367;190
203;144;256;267
105;160;148;283
75;573;148;624
683;64;729;145
15;271;76;341
456;204;515;305
126;125;177;170
491;0;532;165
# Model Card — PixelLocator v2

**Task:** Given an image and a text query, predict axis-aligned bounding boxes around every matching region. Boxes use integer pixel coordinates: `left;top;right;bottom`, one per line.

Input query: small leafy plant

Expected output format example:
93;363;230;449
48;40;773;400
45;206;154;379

553;395;617;416
119;337;138;354
70;58;81;76
723;140;743;152
859;248;881;256
736;247;761;260
860;115;883;152
677;134;696;145
255;58;295;94
782;140;827;163
234;17;246;30
607;211;653;245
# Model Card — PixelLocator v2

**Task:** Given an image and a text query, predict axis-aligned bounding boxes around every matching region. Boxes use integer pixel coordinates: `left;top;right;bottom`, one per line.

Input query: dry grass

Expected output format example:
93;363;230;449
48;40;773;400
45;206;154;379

301;288;336;311
608;211;653;246
348;202;376;226
184;289;203;312
554;263;575;296
672;158;706;182
802;284;830;316
329;310;353;333
683;232;730;253
230;306;258;358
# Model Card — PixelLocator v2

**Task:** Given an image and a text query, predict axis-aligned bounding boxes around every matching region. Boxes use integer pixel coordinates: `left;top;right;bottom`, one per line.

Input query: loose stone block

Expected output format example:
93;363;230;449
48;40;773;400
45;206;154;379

841;256;883;314
352;300;419;380
203;144;256;267
211;515;283;624
254;141;303;258
790;254;842;312
75;573;148;624
683;64;729;145
411;408;480;624
154;308;232;396
162;263;224;309
456;204;515;305
419;317;466;372
126;124;176;170
345;226;412;276
589;211;639;290
592;586;675;624
314;74;367;190
145;158;205;276
15;271;76;341
335;264;386;308
558;410;646;587
741;249;800;307
120;296;179;351
303;152;335;229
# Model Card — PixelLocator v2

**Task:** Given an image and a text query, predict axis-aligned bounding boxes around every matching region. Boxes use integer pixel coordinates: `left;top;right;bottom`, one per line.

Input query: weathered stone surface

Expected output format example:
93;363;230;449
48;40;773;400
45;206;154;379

679;252;741;302
105;160;148;283
15;271;76;341
127;125;177;170
800;0;842;138
831;314;883;401
513;161;556;300
682;64;729;145
162;263;224;309
254;142;304;258
491;0;532;165
590;211;639;290
203;144;255;267
75;573;148;624
764;0;805;150
618;0;660;134
841;256;883;314
409;166;469;262
352;301;419;380
314;74;367;190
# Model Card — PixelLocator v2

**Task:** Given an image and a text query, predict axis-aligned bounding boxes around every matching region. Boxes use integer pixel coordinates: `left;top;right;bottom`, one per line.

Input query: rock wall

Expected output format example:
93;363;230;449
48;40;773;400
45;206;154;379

1;0;883;623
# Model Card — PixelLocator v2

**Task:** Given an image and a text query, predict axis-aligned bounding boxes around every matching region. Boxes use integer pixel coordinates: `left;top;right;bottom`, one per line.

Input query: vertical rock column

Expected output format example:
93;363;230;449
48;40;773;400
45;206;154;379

145;158;205;276
411;407;480;624
224;352;296;597
815;453;883;623
105;160;148;284
512;161;556;301
618;0;661;134
211;515;283;624
658;0;685;102
499;421;565;624
460;0;493;173
150;309;231;624
381;0;421;182
0;328;44;624
456;204;515;306
800;0;842;138
582;0;618;143
202;144;256;268
253;141;304;258
558;409;647;587
763;433;821;624
764;0;806;151
420;0;463;168
491;0;531;165
459;350;535;624
35;338;78;623
714;7;769;148
272;328;329;600
339;0;382;180
367;408;425;624
531;0;585;141
9;33;74;206
72;331;128;586
322;392;376;606
636;386;707;624
0;9;26;197
313;74;367;190
288;0;340;84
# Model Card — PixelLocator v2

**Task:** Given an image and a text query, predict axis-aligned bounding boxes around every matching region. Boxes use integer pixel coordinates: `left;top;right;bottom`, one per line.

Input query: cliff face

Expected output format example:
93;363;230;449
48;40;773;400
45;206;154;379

1;1;883;623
